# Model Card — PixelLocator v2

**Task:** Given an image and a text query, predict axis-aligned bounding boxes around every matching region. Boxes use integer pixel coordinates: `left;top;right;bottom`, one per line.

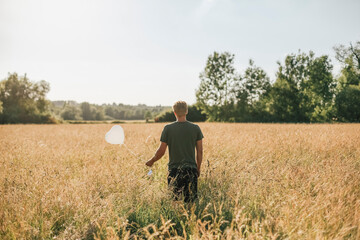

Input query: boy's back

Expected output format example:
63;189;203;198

160;121;203;170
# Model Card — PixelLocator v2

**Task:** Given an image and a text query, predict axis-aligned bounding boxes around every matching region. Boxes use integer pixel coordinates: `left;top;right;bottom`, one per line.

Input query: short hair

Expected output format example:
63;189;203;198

172;101;188;117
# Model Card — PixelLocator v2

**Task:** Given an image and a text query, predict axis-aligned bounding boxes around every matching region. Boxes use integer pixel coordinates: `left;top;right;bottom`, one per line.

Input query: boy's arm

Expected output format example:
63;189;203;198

146;142;167;167
196;139;203;177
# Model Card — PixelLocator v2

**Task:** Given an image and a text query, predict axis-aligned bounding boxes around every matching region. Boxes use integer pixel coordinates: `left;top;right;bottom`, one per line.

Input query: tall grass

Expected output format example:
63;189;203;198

1;123;359;239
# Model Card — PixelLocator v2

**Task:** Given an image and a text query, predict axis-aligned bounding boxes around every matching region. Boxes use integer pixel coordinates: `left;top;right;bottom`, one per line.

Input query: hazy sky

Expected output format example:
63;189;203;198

1;0;359;105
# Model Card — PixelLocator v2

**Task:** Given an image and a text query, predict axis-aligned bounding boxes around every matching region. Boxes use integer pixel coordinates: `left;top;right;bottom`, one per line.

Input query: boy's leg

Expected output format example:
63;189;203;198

190;168;198;202
183;168;198;203
168;168;198;202
168;168;182;200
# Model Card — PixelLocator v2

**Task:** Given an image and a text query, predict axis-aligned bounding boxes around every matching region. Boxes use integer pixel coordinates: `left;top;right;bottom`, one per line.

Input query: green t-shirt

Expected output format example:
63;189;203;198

160;121;204;170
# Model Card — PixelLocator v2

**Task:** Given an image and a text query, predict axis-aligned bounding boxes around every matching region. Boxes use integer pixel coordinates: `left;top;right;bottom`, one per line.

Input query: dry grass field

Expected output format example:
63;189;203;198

1;123;360;239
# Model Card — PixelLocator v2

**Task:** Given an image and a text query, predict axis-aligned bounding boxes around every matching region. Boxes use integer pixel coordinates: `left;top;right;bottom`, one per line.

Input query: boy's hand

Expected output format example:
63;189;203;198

146;142;167;168
146;159;154;167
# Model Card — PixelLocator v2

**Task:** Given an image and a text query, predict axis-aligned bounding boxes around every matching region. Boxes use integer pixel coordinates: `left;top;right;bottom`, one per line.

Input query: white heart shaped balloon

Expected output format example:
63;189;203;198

105;125;125;145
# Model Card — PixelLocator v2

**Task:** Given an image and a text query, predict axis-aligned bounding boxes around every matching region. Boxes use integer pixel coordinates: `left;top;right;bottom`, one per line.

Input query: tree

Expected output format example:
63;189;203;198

267;51;335;122
196;52;238;121
267;53;308;122
94;108;105;120
61;105;81;120
0;73;53;123
155;110;176;122
242;60;271;105
80;102;94;120
235;60;271;122
334;41;360;122
144;111;152;122
335;85;360;122
187;105;207;122
334;41;360;88
334;41;360;69
105;106;115;117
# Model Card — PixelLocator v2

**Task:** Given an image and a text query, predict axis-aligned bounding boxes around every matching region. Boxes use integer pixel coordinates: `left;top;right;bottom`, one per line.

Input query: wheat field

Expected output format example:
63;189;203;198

0;123;359;239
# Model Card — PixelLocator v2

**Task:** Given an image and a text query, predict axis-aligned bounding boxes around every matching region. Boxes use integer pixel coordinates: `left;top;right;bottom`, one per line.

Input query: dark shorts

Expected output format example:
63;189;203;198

167;167;198;203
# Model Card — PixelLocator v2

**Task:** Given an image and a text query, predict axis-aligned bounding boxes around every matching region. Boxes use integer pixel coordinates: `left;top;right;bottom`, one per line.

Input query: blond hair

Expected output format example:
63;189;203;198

172;101;188;117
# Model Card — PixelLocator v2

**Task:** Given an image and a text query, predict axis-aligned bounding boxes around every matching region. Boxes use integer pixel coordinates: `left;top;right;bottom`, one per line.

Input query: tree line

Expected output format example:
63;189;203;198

0;41;359;123
0;74;169;123
196;41;360;122
51;101;169;122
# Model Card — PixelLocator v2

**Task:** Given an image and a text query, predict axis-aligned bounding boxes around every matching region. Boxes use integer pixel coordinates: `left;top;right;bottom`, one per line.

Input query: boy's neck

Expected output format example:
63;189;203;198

176;116;187;122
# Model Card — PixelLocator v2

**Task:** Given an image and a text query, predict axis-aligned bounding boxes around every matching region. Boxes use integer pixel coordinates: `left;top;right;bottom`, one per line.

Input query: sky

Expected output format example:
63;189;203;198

1;0;359;106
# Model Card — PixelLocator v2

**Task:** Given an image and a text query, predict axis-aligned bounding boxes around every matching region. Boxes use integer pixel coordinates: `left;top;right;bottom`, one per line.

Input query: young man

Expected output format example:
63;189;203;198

145;101;204;203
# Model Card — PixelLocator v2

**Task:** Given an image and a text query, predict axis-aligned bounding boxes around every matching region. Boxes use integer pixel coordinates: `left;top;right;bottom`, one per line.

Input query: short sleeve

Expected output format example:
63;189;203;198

160;126;168;143
196;126;204;141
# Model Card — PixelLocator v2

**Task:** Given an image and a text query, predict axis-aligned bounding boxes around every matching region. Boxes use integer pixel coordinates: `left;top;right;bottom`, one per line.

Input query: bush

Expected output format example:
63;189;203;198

155;105;207;122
